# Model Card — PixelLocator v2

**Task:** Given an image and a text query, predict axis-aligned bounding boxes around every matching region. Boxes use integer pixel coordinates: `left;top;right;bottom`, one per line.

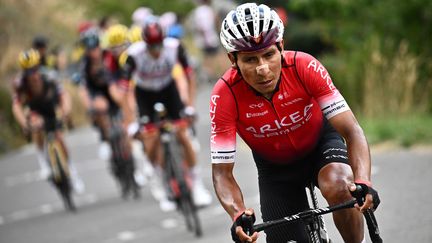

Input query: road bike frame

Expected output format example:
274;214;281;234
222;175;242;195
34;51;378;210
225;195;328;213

44;119;76;212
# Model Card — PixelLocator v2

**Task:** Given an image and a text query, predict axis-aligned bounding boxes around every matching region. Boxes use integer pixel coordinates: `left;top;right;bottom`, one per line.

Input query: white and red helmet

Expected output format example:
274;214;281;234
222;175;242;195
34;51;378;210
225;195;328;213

220;3;284;53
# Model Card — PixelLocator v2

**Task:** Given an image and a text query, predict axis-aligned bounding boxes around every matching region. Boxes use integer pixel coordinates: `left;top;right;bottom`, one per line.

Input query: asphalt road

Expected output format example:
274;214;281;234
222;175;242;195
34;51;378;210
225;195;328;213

1;83;431;243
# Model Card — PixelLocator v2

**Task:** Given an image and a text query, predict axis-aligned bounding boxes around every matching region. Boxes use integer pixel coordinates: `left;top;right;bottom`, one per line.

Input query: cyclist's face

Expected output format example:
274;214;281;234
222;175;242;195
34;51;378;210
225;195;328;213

87;47;101;59
235;44;282;99
26;70;43;94
148;44;162;58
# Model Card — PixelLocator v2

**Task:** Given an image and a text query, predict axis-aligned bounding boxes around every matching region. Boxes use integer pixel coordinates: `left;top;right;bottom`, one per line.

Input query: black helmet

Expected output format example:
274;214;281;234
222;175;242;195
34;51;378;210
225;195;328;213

32;35;49;49
80;30;100;50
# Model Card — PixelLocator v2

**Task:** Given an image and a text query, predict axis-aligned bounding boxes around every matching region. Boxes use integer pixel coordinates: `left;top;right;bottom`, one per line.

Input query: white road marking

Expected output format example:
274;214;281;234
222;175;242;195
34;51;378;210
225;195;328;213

3;159;107;187
9;210;30;221
117;231;136;241
0;193;113;226
40;204;54;214
161;218;179;229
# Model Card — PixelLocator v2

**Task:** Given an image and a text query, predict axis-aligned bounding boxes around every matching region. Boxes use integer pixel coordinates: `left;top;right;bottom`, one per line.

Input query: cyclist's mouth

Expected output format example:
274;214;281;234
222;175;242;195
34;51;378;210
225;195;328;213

257;79;273;87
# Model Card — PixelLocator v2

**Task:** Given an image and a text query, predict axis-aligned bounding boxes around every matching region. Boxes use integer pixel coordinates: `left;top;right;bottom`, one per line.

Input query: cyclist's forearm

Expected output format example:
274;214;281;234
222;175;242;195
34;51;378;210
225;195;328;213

12;102;27;128
212;164;246;220
78;86;91;110
329;112;372;182
186;68;197;106
60;92;72;116
345;125;371;182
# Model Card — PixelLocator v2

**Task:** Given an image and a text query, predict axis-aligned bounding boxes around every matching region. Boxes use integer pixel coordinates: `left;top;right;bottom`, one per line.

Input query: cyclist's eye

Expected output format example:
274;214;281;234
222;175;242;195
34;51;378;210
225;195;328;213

264;51;275;58
243;57;256;63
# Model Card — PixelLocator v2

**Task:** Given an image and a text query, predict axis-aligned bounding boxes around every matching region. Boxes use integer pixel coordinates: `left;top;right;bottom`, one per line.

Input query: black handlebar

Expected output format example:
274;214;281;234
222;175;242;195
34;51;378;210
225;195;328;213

248;185;382;243
352;185;383;243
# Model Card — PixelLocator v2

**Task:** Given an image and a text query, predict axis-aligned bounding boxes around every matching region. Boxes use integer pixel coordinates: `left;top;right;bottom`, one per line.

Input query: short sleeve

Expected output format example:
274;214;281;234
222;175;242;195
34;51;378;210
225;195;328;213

209;80;238;163
295;52;350;119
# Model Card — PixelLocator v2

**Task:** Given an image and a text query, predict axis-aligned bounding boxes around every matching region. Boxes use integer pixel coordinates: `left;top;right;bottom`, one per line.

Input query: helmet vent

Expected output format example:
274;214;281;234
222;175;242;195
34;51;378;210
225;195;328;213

236;24;246;38
259;20;264;34
227;29;236;39
247;21;254;37
268;20;274;31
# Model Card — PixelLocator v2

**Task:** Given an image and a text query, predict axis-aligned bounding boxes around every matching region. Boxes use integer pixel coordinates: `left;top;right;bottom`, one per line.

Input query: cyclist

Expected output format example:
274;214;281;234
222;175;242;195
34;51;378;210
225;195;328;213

161;11;200;151
122;19;212;211
12;49;84;193
105;24;154;189
128;25;143;44
32;35;55;69
104;24;136;125
210;3;380;243
131;7;153;27
76;30;117;160
31;35;61;80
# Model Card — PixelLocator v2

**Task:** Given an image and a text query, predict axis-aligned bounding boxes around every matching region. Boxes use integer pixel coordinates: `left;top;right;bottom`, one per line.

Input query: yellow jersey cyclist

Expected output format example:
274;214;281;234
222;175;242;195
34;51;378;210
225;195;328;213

104;24;137;126
210;3;380;243
12;49;84;193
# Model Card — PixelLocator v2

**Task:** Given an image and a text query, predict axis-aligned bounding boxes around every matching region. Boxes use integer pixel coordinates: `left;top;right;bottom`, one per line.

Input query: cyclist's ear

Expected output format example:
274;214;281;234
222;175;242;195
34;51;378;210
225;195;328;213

227;53;236;66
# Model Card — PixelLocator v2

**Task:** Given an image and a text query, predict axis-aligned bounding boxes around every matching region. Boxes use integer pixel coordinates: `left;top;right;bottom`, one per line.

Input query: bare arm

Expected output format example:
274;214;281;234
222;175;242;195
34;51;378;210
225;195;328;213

78;86;91;111
212;163;246;220
328;110;371;182
186;68;197;106
12;101;27;129
59;90;72;118
172;63;191;106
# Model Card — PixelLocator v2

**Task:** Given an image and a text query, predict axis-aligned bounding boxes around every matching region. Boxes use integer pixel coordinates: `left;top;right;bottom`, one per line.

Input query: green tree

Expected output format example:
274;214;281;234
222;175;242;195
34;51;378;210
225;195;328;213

287;0;432;116
80;0;196;25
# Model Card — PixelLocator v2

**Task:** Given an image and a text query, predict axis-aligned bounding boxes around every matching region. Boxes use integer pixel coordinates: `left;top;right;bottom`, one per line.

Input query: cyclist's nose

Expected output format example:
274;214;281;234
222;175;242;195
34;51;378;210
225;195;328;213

256;63;270;76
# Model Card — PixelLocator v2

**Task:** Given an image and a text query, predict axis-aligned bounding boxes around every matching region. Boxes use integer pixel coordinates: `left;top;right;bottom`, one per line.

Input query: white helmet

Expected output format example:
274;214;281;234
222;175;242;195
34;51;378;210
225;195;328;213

132;7;153;27
159;12;177;31
220;3;284;53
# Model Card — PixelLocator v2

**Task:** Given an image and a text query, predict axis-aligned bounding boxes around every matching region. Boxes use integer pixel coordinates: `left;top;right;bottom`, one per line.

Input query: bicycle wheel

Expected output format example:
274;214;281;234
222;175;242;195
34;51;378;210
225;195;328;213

110;126;139;199
165;141;202;237
50;142;76;212
178;189;202;237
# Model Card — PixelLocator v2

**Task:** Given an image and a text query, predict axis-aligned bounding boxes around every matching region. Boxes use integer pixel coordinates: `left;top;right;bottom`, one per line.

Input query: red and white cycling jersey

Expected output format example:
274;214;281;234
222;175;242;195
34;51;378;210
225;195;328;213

210;51;350;164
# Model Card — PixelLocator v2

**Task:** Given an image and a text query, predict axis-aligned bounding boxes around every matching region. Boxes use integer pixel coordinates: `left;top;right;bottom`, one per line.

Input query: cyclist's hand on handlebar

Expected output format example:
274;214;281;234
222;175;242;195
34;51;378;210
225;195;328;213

231;209;258;243
28;114;44;131
350;180;381;213
184;106;197;121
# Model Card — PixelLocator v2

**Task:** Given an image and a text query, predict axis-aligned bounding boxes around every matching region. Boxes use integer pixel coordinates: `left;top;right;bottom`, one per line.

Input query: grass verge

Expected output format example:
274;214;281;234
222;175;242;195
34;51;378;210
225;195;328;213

360;115;432;147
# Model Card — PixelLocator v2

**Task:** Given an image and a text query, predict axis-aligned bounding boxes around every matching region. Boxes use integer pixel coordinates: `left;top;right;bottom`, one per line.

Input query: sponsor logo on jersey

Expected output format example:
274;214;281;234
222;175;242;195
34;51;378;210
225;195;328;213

246;110;269;118
210;95;220;144
281;98;303;107
249;102;264;109
307;59;335;92
322;100;348;118
245;103;314;138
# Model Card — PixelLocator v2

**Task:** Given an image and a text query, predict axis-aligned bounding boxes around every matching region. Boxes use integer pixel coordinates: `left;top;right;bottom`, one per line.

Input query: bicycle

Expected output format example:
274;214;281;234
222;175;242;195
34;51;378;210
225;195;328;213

107;110;140;199
43;118;76;212
241;184;382;243
152;102;203;237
